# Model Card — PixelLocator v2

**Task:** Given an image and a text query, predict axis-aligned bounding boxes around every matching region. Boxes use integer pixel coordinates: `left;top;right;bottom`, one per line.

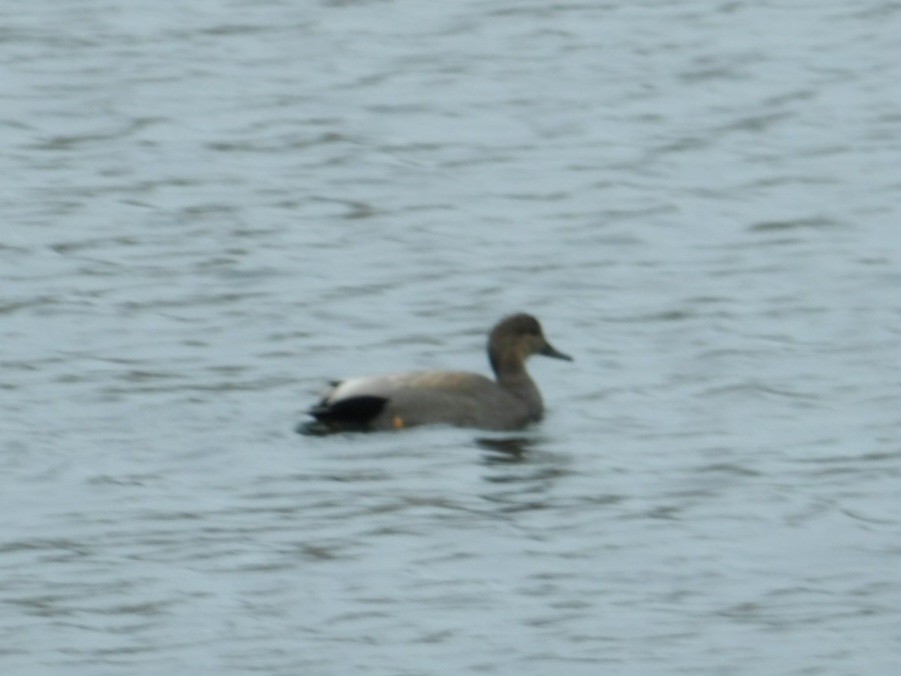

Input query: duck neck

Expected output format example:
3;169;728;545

490;354;543;416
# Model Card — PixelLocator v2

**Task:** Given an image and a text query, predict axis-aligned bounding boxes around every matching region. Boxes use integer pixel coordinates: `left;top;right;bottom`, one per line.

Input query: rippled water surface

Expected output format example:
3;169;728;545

4;1;901;674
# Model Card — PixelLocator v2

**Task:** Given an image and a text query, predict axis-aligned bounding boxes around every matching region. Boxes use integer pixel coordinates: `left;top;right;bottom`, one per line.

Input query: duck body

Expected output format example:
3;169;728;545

312;370;540;431
304;314;571;434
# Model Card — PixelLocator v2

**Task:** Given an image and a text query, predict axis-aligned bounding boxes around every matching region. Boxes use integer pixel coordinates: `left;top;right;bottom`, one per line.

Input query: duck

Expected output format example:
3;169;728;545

302;313;572;433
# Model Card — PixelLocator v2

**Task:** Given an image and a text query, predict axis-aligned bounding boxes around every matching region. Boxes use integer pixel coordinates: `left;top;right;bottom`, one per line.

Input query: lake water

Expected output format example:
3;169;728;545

3;1;901;674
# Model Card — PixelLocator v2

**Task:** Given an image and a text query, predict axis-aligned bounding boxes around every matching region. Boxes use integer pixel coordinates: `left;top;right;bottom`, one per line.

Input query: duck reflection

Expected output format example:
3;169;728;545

475;435;572;513
475;434;535;461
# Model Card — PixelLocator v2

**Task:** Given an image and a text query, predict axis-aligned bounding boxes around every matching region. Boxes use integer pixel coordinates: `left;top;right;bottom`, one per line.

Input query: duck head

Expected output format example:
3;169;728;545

487;313;572;376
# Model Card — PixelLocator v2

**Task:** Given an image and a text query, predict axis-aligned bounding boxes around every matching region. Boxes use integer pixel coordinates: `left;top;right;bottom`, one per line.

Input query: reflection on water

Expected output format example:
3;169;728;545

476;435;575;514
475;434;536;461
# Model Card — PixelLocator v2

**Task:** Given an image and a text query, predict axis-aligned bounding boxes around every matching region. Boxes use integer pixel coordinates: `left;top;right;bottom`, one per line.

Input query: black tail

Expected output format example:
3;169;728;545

299;395;388;434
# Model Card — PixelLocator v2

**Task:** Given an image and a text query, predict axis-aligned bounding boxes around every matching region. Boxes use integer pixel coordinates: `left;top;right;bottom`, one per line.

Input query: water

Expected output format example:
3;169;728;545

3;1;901;674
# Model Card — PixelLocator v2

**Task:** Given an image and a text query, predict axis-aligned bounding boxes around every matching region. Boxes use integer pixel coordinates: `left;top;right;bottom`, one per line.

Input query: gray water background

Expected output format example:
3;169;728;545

3;1;901;674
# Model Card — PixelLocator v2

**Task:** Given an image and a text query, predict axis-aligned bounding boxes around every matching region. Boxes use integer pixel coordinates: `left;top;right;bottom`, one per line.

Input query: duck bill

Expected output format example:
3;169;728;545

539;342;573;361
